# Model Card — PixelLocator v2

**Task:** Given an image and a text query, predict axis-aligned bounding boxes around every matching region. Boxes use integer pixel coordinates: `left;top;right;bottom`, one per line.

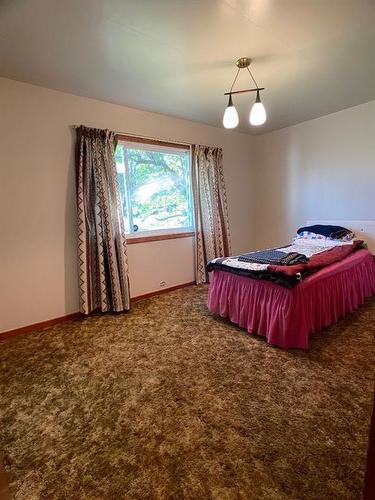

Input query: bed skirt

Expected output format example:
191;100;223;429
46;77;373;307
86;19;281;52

207;249;375;349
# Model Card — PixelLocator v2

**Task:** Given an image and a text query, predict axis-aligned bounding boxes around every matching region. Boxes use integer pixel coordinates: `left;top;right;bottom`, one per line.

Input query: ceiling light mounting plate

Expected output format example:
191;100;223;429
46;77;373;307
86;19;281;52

236;57;251;69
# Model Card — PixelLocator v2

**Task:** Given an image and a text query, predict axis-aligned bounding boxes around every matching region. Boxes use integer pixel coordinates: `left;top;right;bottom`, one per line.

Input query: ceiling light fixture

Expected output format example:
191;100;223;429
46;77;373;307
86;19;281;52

223;57;266;129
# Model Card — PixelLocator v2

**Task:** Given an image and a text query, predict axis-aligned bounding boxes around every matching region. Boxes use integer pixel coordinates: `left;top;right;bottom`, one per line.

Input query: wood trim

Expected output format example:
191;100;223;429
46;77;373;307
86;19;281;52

116;134;191;150
0;282;197;342
0;312;83;342
132;282;196;302
127;231;194;245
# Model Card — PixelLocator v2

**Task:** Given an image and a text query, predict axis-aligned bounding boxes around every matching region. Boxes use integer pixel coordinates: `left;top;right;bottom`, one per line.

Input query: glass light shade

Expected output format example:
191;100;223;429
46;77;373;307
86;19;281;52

223;95;239;129
249;90;266;126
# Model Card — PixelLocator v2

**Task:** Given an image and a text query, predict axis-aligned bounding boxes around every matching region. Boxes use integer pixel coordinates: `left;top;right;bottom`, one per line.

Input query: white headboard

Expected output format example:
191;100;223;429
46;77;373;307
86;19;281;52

306;220;375;254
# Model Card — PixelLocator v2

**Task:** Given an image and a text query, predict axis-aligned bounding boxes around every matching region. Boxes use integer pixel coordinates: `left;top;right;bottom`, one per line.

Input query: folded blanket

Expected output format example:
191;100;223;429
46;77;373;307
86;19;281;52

238;249;289;264
281;252;309;265
269;240;364;276
238;249;308;265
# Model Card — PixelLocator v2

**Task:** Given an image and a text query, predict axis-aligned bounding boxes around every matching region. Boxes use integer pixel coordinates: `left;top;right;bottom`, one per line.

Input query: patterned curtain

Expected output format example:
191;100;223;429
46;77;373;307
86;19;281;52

192;145;231;284
75;125;130;314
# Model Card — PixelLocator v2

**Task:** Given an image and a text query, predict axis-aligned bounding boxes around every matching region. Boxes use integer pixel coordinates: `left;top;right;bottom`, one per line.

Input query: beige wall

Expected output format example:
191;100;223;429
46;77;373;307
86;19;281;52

0;77;255;332
254;101;375;249
127;237;195;298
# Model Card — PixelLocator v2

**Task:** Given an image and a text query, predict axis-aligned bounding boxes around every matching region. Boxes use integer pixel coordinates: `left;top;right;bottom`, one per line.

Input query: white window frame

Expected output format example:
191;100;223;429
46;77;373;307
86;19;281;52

116;138;195;241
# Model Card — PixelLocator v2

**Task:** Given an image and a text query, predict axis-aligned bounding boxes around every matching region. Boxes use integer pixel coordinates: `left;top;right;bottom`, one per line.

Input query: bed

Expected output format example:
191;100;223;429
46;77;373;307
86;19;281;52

207;222;375;349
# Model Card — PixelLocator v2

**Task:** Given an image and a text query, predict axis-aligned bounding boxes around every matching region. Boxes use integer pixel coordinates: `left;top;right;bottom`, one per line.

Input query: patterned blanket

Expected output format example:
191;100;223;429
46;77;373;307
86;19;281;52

207;239;364;288
238;249;309;265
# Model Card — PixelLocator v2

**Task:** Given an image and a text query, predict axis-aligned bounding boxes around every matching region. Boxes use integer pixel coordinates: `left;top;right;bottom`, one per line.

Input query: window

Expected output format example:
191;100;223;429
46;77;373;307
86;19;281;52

115;138;194;238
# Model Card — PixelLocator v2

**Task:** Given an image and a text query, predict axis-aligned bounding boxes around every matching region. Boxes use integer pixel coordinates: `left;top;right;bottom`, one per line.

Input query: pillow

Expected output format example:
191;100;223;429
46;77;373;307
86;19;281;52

297;224;353;239
337;231;356;241
295;231;330;240
295;230;355;242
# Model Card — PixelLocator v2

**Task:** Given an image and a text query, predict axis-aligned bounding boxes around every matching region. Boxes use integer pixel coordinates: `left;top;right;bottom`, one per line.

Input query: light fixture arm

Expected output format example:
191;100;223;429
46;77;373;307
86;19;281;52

246;66;259;89
229;67;241;93
224;58;264;97
224;87;265;96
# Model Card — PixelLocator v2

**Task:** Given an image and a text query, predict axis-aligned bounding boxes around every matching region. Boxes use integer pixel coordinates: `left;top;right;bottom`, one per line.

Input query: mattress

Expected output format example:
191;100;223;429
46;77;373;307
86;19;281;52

207;249;375;349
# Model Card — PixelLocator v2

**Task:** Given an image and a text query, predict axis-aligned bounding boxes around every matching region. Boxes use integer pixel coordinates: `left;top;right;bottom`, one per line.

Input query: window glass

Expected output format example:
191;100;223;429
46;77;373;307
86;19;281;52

115;142;194;234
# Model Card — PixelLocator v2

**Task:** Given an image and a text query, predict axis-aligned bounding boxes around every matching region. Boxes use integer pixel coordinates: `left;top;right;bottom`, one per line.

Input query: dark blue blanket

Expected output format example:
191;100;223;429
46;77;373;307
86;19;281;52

238;250;288;264
238;249;309;265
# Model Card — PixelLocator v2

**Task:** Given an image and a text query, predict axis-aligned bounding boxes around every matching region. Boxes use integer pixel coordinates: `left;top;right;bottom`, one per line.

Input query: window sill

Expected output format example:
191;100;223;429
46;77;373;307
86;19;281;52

126;231;195;245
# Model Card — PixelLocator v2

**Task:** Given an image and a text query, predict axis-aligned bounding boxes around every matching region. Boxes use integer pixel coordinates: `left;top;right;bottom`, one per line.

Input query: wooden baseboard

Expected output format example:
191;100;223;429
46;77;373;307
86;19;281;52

0;312;83;342
0;282;196;342
132;281;196;302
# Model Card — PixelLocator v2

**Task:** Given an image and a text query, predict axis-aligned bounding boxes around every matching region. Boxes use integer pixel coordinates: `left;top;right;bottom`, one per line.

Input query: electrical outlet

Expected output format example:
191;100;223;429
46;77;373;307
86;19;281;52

160;281;166;288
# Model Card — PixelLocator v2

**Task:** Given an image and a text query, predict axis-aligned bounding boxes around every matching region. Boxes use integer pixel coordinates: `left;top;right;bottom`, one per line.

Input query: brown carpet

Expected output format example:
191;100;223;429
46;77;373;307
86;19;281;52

0;285;374;500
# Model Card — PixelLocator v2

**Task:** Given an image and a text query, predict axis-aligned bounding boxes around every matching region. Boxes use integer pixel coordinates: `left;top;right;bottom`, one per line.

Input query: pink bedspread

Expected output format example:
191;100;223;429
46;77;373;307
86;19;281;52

207;249;375;349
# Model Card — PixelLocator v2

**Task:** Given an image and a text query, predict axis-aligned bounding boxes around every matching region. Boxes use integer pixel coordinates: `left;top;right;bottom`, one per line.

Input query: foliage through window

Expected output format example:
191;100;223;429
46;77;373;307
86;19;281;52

115;141;194;234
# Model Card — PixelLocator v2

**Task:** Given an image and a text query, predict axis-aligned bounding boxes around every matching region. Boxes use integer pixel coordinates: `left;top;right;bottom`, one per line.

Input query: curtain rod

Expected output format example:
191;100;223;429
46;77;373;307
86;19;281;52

71;125;192;147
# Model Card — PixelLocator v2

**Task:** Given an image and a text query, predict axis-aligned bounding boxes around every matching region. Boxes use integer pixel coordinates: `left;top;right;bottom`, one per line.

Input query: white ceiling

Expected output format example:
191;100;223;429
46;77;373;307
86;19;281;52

0;0;374;134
